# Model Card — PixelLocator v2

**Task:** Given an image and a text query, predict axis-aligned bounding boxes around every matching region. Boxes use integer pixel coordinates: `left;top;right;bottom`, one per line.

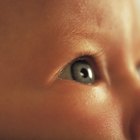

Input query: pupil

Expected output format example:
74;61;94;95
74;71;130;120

80;68;88;78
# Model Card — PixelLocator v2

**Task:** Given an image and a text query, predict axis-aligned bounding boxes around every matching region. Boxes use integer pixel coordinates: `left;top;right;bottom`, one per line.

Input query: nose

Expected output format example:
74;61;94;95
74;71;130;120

123;70;140;140
127;79;140;140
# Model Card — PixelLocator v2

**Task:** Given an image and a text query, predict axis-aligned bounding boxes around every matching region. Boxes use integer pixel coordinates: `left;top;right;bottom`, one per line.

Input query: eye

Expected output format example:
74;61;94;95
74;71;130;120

59;56;99;85
137;65;140;77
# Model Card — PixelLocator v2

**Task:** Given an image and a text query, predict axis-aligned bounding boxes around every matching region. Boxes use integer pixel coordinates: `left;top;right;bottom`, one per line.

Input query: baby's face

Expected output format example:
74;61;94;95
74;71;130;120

0;0;140;139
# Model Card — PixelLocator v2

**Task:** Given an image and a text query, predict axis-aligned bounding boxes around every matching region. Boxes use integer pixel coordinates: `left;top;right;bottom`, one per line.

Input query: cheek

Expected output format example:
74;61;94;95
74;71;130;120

43;80;124;139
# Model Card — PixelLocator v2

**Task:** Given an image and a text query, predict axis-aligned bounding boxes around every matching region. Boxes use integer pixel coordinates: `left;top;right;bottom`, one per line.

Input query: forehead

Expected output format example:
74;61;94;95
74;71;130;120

47;1;132;32
0;0;140;55
46;0;139;46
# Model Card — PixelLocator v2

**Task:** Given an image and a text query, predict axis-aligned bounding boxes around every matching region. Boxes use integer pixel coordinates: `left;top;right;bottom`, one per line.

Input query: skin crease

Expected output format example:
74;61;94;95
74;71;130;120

0;0;140;139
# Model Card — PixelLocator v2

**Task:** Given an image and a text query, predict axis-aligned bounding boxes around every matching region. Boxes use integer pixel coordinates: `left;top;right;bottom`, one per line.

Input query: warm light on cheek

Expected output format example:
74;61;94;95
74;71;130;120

85;85;108;106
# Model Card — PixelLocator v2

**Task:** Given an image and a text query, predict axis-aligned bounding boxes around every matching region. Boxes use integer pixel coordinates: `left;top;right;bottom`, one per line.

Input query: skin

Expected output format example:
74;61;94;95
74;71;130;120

0;0;140;139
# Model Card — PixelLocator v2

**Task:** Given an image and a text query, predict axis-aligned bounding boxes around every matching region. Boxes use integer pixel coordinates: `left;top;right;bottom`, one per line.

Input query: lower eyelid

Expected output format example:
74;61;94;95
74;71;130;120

56;78;104;88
